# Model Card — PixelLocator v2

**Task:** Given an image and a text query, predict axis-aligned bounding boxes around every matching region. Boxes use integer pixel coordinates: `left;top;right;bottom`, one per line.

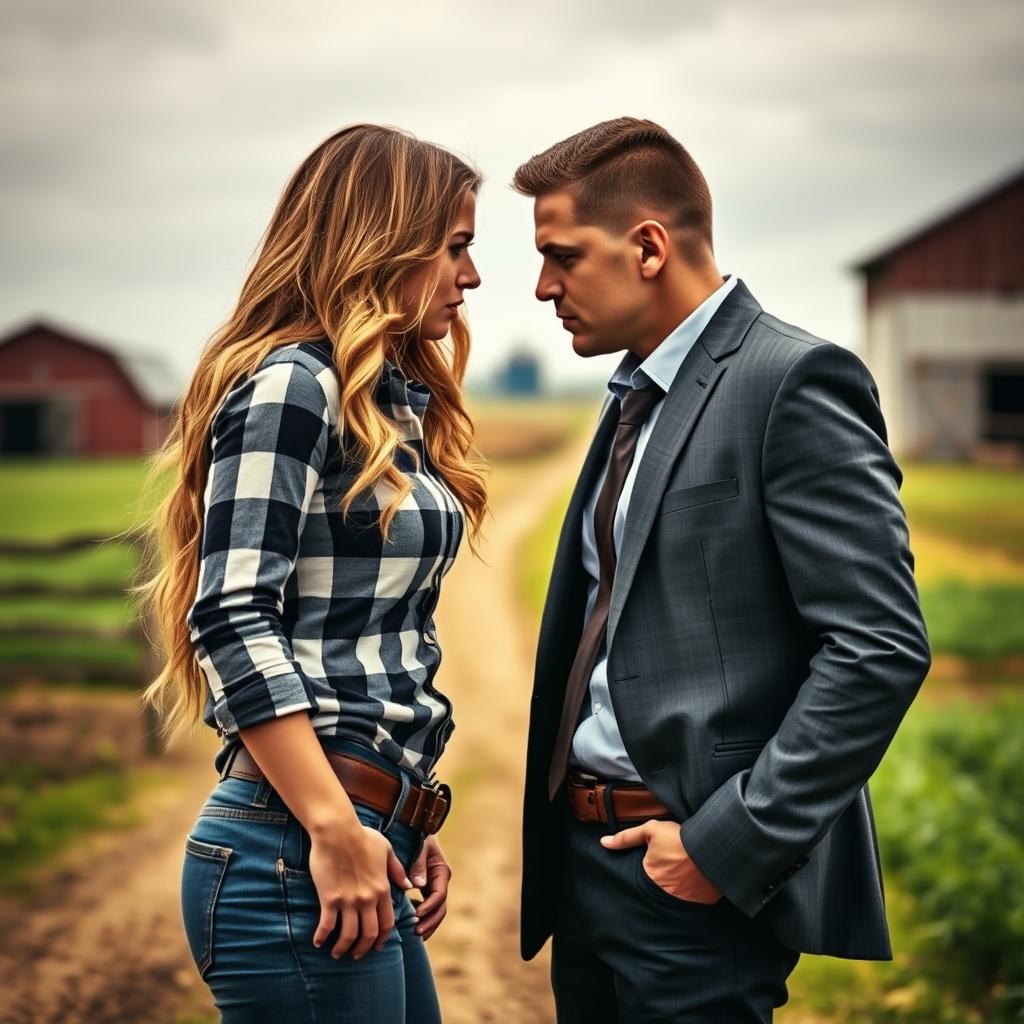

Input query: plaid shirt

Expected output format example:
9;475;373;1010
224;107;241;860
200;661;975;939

186;339;463;782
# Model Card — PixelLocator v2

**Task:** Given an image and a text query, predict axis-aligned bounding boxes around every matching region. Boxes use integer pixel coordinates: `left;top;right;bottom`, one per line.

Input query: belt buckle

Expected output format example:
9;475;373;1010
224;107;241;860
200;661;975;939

420;781;452;835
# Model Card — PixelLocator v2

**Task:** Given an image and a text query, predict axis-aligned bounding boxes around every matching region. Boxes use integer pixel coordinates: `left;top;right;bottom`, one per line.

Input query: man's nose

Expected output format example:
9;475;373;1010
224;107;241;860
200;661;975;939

536;275;561;303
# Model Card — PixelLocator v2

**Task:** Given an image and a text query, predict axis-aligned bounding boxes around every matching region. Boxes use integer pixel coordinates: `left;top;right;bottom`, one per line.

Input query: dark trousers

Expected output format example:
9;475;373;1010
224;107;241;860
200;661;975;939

550;789;801;1023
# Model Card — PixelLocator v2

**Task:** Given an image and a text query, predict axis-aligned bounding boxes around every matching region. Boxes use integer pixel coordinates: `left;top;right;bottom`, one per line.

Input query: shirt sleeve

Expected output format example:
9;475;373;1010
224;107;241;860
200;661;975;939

186;358;332;735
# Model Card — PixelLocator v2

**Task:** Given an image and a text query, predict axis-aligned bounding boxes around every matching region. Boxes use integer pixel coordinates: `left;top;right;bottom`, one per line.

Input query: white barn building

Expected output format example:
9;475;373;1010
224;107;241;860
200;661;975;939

854;166;1024;462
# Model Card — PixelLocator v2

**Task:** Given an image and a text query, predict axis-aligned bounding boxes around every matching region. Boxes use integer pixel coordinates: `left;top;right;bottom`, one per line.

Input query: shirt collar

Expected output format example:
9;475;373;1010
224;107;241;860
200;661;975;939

382;357;431;413
608;274;738;399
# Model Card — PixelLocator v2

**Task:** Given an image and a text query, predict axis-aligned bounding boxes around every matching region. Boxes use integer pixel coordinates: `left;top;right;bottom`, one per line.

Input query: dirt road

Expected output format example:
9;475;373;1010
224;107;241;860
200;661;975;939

0;427;590;1024
424;430;592;1024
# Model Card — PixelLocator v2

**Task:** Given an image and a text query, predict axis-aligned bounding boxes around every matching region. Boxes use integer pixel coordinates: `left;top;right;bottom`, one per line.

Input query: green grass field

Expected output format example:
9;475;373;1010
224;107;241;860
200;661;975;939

0;458;158;679
900;461;1024;560
0;457;160;540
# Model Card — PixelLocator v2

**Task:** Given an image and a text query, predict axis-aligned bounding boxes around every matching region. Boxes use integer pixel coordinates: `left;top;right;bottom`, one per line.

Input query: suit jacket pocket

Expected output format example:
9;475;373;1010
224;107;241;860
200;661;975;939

659;476;738;516
712;738;767;758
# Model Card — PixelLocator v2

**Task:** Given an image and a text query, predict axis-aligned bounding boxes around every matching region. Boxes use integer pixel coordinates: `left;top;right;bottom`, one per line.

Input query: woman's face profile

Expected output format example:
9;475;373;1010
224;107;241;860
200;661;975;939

402;189;481;343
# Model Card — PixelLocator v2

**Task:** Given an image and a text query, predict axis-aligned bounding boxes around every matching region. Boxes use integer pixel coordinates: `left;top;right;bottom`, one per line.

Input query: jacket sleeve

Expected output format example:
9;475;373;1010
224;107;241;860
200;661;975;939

186;358;332;736
679;341;932;918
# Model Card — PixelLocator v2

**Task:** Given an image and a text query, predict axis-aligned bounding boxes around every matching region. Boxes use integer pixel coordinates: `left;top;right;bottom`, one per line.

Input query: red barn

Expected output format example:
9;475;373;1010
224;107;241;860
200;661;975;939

0;320;180;456
854;165;1024;461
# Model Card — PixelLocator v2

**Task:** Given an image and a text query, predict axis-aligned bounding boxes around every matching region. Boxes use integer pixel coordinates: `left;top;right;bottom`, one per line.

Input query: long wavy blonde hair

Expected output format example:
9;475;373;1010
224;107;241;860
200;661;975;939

132;124;488;746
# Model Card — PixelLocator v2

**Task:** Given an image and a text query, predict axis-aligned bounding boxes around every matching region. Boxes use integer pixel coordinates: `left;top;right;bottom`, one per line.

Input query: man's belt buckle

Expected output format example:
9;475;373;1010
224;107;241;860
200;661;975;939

420;781;452;835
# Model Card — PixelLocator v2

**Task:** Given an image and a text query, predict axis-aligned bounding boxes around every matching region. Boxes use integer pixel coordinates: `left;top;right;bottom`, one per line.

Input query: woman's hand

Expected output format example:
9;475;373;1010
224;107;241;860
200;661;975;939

308;820;413;960
409;835;452;940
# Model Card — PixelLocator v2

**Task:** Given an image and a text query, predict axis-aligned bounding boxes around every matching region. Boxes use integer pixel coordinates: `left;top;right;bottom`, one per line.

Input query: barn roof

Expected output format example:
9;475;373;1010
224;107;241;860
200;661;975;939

851;162;1024;274
0;318;182;408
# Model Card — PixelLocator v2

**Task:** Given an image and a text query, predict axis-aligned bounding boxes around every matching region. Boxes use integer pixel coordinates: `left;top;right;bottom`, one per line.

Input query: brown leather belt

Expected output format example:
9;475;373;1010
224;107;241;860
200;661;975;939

225;744;452;836
567;769;674;825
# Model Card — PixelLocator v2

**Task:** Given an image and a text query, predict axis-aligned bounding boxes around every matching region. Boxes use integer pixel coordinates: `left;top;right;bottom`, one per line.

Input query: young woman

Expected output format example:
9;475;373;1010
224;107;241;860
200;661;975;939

138;124;485;1022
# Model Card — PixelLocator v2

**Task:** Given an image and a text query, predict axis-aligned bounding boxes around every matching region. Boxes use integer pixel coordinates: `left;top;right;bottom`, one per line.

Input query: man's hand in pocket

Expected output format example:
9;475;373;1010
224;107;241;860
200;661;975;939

601;819;723;904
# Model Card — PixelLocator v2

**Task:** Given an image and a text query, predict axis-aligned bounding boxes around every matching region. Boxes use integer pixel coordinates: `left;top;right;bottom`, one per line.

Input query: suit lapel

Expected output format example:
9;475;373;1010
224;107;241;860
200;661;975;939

534;394;619;680
606;279;763;646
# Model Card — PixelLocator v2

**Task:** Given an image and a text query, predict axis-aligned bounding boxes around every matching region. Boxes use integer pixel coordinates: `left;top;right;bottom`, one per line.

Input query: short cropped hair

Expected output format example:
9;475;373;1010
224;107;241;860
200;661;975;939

512;117;713;249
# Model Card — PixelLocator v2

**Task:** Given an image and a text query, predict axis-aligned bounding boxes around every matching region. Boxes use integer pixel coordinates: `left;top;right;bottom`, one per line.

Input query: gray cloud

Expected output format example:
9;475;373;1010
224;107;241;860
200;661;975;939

0;0;1021;387
0;0;220;53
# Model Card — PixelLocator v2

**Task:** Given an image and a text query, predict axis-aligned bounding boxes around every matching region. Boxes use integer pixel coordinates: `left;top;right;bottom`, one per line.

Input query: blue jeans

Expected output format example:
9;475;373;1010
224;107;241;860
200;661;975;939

180;738;442;1023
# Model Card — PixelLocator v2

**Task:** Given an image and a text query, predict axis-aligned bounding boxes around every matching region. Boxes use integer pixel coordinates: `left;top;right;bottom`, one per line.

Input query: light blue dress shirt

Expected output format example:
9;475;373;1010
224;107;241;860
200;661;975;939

570;274;738;781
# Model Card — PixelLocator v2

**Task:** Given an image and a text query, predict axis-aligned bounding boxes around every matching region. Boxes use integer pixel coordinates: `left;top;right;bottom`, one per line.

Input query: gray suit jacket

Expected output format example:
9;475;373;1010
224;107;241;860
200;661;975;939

520;279;931;961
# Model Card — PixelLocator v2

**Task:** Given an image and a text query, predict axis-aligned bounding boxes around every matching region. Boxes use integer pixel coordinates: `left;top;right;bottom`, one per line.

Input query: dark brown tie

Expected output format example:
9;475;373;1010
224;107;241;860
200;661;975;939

547;383;664;800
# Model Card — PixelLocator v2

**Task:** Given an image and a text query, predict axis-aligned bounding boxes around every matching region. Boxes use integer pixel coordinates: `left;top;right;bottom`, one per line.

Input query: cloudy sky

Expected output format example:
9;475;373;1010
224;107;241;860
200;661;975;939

1;0;1022;392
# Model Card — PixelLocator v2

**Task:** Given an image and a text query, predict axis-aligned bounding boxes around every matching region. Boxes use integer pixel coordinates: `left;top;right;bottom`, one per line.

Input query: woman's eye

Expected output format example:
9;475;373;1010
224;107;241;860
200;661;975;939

450;242;474;257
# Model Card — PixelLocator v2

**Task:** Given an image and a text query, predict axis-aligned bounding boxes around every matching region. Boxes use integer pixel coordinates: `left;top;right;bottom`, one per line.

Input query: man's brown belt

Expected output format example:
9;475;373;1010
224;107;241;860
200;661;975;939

566;770;675;825
225;744;452;836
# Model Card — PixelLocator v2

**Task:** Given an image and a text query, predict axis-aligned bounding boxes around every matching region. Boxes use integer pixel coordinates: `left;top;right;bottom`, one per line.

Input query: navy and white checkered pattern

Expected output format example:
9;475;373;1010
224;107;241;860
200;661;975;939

186;339;463;782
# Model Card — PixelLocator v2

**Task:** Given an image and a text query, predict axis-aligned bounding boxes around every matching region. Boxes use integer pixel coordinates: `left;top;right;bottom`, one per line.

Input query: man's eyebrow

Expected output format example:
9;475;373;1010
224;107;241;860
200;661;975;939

538;241;580;255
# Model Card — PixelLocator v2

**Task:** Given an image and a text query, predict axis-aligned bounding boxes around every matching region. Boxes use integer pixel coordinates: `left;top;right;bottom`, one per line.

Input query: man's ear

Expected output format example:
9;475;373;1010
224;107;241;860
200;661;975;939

634;220;669;279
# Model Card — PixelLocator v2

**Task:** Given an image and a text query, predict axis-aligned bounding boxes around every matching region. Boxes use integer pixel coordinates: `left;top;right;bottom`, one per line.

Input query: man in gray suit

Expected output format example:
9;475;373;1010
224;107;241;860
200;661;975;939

512;117;931;1022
